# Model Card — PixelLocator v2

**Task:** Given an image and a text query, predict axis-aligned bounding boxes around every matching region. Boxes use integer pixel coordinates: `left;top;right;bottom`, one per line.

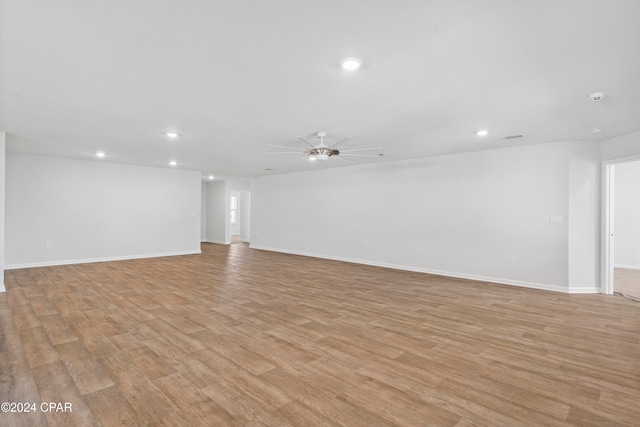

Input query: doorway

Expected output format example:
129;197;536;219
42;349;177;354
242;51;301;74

603;157;640;298
229;190;250;244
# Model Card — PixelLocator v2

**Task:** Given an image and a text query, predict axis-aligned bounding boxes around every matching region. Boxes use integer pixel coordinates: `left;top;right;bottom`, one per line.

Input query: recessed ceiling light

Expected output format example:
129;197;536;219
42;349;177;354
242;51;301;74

208;175;214;180
339;57;362;71
169;160;177;166
476;130;489;137
309;156;317;161
96;151;106;158
166;132;179;138
592;127;604;133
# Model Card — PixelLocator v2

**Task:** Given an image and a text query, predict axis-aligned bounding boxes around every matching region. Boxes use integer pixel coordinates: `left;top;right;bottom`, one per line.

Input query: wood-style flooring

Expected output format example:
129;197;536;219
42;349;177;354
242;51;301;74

1;242;639;426
615;268;640;301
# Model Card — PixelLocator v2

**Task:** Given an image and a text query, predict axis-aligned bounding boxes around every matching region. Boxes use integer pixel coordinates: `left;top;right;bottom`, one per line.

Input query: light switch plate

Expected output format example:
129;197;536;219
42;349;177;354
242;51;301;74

549;215;563;224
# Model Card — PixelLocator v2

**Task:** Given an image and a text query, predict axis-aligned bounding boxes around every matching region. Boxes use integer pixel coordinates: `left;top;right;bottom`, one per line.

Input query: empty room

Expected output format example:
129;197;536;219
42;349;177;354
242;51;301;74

1;1;639;426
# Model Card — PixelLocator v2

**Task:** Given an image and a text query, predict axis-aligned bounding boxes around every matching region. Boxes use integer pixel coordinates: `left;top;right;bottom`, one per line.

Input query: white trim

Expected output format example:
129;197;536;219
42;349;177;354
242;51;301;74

0;284;5;293
249;245;589;294
602;162;615;294
614;264;640;270
4;249;201;270
568;286;602;294
605;154;640;165
203;239;230;245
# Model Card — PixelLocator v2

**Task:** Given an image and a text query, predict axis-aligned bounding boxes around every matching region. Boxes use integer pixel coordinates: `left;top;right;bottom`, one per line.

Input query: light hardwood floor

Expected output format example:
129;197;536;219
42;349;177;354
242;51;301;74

615;268;640;301
1;243;639;426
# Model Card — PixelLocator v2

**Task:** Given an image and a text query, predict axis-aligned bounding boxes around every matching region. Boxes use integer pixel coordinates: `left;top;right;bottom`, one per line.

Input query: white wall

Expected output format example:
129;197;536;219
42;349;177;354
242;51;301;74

239;190;250;242
614;160;640;268
0;132;5;291
205;181;228;244
201;183;208;241
568;141;601;290
5;152;202;268
251;141;590;292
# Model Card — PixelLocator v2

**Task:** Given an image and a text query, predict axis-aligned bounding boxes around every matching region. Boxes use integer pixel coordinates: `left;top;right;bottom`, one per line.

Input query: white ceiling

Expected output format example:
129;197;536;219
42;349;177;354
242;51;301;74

1;0;639;180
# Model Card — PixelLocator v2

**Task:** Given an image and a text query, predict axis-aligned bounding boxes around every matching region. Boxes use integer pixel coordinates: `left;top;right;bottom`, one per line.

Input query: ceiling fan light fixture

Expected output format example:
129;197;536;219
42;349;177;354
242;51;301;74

271;132;382;164
339;57;362;71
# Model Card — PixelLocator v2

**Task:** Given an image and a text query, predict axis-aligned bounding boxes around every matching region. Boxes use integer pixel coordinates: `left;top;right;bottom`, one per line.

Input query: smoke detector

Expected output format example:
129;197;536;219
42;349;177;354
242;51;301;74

588;92;605;102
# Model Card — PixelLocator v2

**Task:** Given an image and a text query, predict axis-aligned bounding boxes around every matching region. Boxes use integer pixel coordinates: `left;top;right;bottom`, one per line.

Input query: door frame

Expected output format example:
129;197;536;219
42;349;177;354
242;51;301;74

602;155;640;294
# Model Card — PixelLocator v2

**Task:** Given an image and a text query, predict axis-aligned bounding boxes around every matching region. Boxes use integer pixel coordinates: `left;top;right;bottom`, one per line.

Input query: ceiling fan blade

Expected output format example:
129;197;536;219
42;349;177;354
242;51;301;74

265;151;307;154
326;136;352;148
339;145;382;153
334;156;354;162
297;136;317;148
266;144;304;151
340;153;384;157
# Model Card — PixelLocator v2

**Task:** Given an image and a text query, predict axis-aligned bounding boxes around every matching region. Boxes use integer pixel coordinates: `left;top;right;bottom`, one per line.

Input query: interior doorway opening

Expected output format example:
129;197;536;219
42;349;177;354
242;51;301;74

602;156;640;298
229;190;250;244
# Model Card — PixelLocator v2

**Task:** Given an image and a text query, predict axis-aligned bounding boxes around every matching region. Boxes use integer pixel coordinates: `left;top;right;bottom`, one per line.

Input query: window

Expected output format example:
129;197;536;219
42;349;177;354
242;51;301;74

230;195;238;224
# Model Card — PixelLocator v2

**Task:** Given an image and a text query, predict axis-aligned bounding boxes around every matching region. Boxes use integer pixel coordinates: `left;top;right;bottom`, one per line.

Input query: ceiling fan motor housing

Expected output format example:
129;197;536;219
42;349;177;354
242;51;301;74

308;147;340;157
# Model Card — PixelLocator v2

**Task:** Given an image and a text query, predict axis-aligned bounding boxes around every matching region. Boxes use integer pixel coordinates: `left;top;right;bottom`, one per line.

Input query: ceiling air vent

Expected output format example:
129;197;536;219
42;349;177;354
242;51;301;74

503;134;524;140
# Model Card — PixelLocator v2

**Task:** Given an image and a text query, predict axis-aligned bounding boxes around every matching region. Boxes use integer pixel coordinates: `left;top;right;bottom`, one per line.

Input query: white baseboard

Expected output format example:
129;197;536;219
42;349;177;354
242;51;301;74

568;286;602;293
203;239;230;245
4;249;202;270
614;264;640;270
250;245;596;294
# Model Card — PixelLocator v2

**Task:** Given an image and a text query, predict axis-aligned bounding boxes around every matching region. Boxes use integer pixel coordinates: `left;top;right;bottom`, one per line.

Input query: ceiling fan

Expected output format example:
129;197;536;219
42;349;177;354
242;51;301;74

268;132;384;162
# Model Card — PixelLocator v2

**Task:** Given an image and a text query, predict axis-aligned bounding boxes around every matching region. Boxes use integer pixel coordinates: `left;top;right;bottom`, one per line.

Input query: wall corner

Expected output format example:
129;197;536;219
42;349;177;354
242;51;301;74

0;132;6;292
